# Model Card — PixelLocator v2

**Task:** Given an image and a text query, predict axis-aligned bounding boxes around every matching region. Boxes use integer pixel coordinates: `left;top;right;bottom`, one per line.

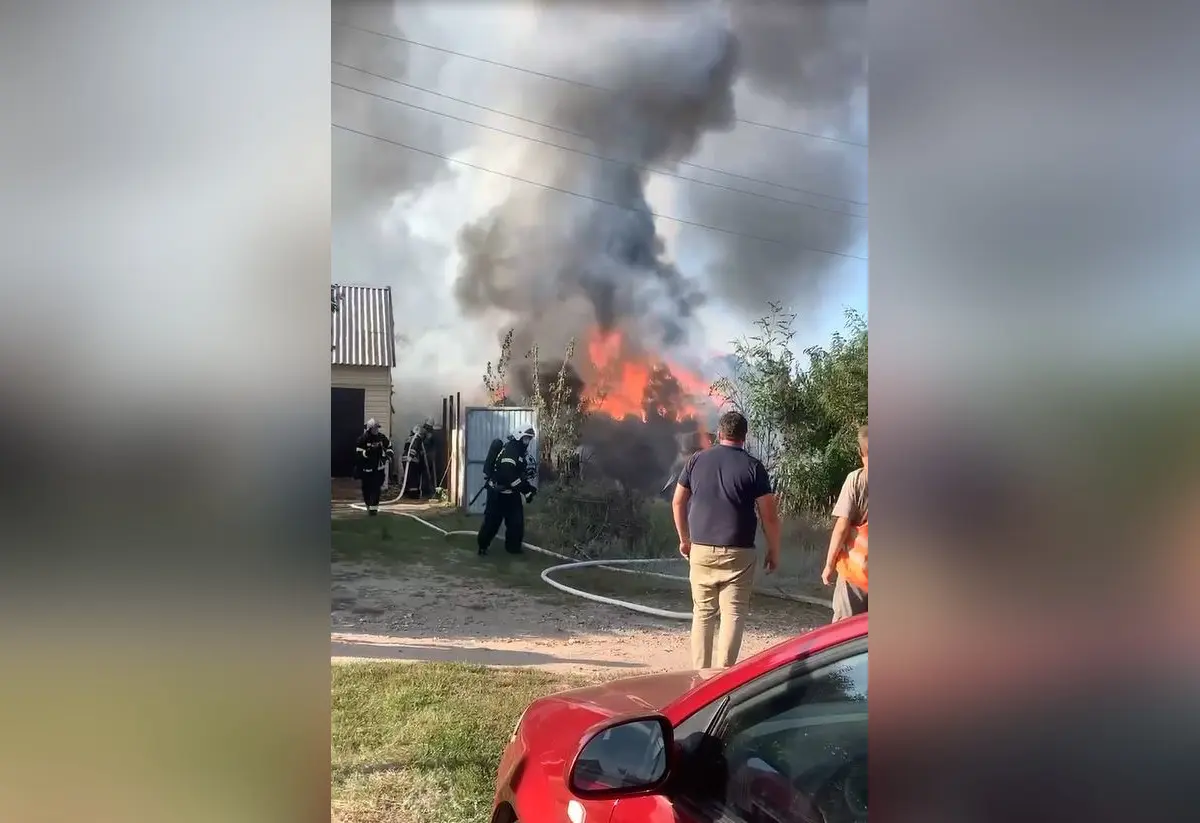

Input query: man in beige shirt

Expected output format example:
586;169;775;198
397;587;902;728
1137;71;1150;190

822;425;868;621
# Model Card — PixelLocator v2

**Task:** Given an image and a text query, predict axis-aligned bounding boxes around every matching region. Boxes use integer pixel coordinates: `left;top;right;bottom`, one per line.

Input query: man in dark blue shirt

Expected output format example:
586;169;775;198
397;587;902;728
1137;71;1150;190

673;411;781;670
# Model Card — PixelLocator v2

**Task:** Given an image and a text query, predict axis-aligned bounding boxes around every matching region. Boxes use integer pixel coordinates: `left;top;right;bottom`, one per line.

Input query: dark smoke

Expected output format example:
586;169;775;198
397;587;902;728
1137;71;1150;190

731;0;867;111
453;7;739;359
453;0;866;343
695;0;868;319
334;1;866;487
333;1;449;219
447;1;865;490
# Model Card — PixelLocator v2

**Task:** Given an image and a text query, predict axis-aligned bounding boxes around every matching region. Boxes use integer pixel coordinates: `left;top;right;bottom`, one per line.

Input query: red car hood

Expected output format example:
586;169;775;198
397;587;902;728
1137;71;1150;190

551;670;711;716
516;670;711;756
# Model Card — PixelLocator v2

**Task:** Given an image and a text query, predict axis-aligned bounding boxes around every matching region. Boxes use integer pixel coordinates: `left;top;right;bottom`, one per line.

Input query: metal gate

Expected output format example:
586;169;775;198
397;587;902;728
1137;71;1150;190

461;406;538;515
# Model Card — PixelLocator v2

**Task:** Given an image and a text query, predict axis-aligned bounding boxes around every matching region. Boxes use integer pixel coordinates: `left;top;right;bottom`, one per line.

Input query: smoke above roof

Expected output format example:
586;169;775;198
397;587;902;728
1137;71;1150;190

451;0;866;360
332;0;866;434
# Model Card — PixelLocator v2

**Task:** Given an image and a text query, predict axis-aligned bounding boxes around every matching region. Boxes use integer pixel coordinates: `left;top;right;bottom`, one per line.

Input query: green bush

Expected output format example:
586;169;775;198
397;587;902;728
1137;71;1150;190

526;480;675;559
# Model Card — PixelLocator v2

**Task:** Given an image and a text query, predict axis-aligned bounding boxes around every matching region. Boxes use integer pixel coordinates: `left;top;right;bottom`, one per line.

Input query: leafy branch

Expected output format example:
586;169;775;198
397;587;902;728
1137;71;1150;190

482;329;514;406
526;338;589;479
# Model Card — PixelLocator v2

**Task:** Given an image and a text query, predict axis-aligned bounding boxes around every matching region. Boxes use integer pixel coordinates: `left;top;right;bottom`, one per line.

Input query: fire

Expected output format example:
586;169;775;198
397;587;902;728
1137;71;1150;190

583;328;714;423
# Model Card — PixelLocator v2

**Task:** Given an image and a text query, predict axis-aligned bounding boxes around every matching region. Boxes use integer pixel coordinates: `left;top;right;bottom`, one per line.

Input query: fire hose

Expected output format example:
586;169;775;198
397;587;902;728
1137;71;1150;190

348;502;831;621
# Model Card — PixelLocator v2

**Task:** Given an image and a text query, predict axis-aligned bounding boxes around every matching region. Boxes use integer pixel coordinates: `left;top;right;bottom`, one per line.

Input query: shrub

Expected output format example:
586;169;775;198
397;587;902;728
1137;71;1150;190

526;480;674;559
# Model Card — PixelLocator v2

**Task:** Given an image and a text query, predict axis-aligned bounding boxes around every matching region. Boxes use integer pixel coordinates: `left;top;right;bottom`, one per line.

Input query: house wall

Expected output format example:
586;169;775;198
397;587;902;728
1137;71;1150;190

331;365;392;438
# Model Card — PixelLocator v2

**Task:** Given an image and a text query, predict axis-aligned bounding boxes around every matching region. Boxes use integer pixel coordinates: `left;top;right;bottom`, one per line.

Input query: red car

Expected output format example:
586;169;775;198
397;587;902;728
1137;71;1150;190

491;615;868;823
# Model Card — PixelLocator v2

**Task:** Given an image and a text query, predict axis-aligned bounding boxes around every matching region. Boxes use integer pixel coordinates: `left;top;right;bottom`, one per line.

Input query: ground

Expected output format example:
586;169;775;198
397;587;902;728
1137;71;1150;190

331;502;830;677
331;498;833;821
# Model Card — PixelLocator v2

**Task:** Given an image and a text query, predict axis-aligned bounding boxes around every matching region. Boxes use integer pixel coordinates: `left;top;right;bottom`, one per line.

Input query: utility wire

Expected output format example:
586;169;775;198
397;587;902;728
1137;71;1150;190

332;123;868;262
333;75;866;220
331;60;867;208
333;20;868;149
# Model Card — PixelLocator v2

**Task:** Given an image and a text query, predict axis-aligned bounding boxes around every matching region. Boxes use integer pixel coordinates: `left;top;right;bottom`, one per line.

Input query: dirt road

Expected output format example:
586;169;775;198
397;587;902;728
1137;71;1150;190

331;553;830;677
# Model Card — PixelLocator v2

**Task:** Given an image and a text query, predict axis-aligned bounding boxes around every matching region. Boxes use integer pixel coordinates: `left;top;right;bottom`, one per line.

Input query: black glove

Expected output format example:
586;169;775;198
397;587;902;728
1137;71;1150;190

523;489;537;504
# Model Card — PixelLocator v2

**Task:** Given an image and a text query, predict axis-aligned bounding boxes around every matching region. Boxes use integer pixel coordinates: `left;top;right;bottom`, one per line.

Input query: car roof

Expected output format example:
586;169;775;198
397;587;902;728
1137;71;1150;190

665;613;867;722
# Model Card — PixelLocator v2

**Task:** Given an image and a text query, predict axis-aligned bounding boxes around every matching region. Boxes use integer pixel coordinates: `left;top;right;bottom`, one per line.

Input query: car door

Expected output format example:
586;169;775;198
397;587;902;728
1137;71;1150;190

611;638;868;823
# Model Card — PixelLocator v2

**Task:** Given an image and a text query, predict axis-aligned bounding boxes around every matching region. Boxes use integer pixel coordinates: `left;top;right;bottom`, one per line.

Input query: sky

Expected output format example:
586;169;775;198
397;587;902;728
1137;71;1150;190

332;0;868;416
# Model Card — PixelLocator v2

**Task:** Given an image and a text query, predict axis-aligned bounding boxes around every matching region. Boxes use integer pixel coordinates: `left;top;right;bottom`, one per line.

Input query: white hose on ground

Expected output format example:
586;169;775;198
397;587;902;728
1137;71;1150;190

536;557;694;620
348;502;831;620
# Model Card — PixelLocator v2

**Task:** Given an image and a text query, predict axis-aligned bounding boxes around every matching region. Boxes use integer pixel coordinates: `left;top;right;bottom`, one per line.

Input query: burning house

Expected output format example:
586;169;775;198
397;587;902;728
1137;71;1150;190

433;2;863;492
450;9;739;492
503;324;719;494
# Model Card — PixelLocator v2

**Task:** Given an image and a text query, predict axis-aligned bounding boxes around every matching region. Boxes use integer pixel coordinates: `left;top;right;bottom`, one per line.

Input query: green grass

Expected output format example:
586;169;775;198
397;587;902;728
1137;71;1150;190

332;508;829;621
331;662;586;823
410;503;830;603
333;511;673;606
332;512;569;594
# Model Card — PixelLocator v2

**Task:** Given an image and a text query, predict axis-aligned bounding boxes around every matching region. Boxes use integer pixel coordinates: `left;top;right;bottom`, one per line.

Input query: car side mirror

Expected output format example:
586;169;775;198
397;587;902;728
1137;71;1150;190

568;715;673;798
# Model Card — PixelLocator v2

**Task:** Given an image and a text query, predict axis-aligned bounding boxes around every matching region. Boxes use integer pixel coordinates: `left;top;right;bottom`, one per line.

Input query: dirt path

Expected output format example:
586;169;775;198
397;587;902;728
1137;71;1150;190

332;554;829;677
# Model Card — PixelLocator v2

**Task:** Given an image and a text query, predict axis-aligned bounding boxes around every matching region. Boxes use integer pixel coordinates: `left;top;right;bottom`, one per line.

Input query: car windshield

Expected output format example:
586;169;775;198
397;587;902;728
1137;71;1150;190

689;651;869;823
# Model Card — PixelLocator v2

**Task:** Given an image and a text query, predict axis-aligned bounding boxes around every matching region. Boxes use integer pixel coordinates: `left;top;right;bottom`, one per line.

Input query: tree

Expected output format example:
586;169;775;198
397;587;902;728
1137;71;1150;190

526;339;587;478
482;330;589;478
779;308;868;514
710;301;801;482
711;305;867;517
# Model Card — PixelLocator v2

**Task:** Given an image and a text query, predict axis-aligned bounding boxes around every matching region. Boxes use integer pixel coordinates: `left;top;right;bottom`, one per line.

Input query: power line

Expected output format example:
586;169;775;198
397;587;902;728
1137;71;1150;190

332;75;866;220
332;123;868;262
333;20;869;149
331;59;867;208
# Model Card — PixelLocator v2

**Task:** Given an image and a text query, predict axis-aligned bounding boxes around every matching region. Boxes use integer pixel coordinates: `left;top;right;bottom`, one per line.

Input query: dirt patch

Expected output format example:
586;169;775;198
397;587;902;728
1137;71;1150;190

331;553;829;677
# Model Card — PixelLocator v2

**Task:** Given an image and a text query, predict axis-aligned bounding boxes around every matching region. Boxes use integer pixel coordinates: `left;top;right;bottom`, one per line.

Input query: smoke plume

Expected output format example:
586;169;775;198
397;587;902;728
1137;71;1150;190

332;0;867;453
452;0;866;358
731;0;867;111
453;6;739;360
696;0;868;320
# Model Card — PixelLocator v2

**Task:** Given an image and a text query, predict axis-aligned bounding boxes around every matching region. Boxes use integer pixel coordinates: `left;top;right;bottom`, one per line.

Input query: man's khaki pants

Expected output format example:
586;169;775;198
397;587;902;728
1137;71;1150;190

689;544;757;670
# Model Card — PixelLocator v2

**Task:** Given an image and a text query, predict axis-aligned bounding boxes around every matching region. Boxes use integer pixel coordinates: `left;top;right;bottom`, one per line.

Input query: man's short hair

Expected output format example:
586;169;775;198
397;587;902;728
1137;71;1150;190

718;411;749;442
858;424;868;451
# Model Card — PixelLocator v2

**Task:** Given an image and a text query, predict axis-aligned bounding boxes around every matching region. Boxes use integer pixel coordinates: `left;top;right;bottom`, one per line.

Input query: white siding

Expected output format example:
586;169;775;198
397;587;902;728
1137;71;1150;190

331;365;392;439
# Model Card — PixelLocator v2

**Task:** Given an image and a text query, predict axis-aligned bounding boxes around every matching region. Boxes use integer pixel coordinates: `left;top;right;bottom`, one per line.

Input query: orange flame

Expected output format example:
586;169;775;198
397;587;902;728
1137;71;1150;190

583;328;714;423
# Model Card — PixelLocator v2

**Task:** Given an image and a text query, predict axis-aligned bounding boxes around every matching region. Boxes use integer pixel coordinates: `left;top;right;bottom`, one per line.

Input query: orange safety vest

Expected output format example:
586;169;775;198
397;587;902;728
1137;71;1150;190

836;520;868;591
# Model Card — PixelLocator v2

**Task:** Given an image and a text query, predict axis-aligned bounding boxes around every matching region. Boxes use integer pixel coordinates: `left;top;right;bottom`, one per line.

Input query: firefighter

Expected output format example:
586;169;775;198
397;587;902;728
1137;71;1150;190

355;418;394;516
400;419;435;498
476;426;537;556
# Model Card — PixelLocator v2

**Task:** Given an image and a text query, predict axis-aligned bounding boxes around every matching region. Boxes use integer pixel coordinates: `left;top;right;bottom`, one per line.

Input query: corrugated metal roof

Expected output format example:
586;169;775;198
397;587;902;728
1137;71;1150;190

331;284;396;367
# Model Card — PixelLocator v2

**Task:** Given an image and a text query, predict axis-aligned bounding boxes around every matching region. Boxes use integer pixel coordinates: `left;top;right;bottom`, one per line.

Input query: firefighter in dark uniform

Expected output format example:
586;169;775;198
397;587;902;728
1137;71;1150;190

355;418;394;515
477;426;537;555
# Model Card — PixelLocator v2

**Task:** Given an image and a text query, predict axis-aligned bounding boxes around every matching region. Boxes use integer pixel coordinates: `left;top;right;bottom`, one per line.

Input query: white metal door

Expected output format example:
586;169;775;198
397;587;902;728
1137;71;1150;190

461;406;539;514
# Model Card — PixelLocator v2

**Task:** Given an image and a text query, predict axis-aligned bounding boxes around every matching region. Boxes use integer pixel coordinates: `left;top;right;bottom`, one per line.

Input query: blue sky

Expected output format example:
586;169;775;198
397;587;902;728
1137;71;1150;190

679;238;867;358
811;258;868;347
